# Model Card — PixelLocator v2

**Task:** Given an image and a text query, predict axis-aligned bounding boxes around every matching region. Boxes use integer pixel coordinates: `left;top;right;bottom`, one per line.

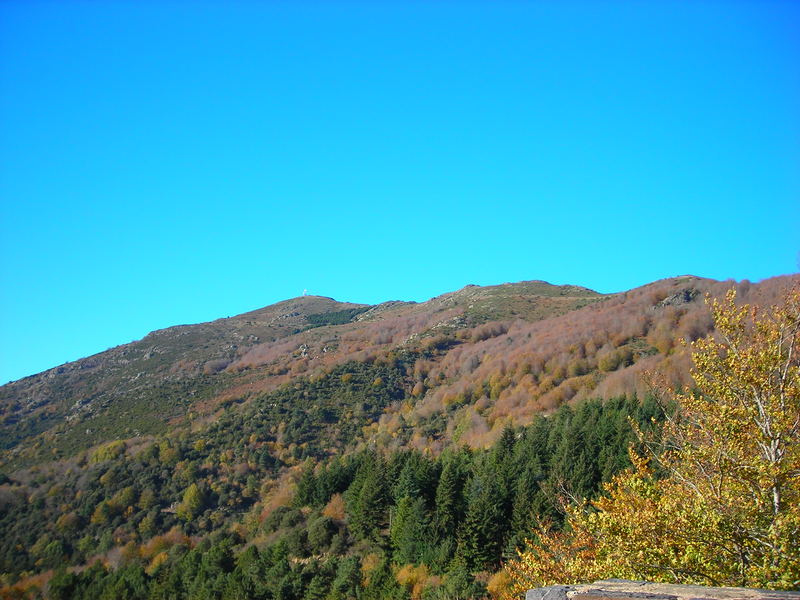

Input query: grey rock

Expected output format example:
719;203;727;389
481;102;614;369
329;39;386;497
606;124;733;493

527;585;575;600
656;288;700;308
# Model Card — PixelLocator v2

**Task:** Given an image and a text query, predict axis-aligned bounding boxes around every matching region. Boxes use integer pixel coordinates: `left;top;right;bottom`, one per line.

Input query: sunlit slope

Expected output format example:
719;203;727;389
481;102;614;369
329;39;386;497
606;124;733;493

0;281;601;468
0;274;798;592
1;275;795;470
0;296;368;463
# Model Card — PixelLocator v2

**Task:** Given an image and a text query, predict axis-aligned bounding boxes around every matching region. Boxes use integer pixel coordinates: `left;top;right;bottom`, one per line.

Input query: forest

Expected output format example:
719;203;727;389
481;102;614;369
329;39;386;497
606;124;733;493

13;396;662;599
0;275;798;598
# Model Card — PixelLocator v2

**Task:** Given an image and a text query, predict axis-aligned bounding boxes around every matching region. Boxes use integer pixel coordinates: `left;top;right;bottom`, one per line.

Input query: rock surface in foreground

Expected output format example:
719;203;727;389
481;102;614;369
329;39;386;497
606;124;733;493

527;580;800;600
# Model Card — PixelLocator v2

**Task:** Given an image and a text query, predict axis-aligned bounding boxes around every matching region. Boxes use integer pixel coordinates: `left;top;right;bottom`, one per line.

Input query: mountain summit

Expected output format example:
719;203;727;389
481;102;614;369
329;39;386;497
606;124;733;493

0;274;797;598
2;276;795;470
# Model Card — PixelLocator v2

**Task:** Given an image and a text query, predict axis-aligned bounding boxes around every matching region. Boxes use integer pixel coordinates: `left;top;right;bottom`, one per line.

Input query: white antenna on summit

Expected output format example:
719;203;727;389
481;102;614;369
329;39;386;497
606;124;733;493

303;289;308;296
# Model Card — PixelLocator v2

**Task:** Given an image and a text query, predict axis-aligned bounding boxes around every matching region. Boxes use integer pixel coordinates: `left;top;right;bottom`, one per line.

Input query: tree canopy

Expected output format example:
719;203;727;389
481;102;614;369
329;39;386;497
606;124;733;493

500;289;800;596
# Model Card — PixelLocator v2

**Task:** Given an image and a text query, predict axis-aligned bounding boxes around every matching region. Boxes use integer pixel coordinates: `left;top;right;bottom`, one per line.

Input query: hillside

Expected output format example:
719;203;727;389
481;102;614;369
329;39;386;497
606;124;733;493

0;274;797;599
0;281;601;469
0;296;370;465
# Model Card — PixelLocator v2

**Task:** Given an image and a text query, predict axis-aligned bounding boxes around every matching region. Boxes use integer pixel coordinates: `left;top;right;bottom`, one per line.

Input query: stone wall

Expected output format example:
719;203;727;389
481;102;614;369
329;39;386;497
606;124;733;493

527;580;800;600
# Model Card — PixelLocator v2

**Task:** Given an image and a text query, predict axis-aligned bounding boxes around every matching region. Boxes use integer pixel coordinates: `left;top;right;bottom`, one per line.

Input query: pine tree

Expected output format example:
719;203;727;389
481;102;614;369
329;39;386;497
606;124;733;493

360;557;405;600
328;556;361;600
458;472;503;572
391;495;430;564
345;451;389;541
294;461;318;507
434;451;468;539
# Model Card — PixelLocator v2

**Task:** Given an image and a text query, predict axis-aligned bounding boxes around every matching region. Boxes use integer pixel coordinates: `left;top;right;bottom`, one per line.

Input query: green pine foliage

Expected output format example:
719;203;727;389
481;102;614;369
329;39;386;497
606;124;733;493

305;307;370;328
0;379;662;598
5;277;795;598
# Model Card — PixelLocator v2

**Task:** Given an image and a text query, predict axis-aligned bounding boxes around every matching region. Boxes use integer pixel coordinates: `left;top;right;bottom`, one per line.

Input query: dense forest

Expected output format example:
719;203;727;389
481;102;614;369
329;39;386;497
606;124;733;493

0;275;797;598
12;396;662;599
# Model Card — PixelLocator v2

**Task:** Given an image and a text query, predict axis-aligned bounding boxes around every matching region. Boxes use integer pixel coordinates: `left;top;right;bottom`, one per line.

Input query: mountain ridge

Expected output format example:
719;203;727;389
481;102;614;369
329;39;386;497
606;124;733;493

3;274;792;471
0;278;606;466
1;273;798;598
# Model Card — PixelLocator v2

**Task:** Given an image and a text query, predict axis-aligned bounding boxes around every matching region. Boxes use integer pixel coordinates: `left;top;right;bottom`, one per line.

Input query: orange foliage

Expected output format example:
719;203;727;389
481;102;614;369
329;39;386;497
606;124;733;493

322;493;346;521
402;276;781;440
257;469;296;522
395;563;432;599
360;553;382;587
140;526;191;560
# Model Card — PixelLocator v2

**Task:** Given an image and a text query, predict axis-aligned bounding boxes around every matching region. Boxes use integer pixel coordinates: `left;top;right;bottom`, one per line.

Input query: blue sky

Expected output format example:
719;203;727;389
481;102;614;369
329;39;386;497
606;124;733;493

1;1;798;383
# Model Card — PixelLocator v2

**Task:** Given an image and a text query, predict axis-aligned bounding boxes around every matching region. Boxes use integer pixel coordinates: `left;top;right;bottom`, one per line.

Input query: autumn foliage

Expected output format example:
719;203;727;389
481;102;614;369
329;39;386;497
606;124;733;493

499;289;800;596
3;276;799;599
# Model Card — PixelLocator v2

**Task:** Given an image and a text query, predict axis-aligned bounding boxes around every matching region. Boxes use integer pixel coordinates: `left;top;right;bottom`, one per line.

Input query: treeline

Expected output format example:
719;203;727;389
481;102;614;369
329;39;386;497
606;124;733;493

305;308;370;329
12;396;663;599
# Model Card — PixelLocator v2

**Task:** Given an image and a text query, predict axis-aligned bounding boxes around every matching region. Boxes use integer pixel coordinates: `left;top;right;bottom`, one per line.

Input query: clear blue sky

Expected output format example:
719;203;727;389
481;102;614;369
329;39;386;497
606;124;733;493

1;1;798;383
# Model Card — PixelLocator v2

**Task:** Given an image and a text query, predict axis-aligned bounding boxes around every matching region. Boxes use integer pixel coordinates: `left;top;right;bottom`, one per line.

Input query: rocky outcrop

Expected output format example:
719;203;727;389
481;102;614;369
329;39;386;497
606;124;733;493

656;288;700;307
526;580;799;600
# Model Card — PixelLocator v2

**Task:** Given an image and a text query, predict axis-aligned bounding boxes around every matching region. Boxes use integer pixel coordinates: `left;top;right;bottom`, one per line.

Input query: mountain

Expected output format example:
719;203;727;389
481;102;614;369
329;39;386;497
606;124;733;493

0;296;368;463
0;274;796;599
0;280;601;469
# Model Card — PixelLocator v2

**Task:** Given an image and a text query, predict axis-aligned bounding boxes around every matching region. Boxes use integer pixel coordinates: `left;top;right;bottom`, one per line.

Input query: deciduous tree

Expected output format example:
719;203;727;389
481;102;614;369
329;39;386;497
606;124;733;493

500;289;800;596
